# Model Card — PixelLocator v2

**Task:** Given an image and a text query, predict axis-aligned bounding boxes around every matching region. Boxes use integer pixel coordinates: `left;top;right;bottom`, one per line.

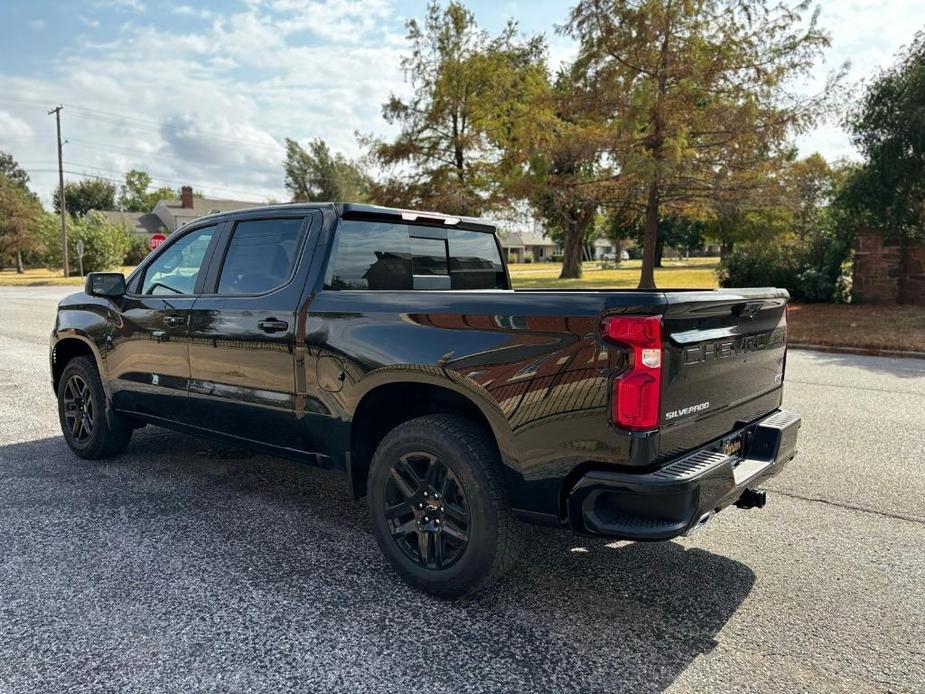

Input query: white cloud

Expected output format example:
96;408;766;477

3;0;922;208
0;111;34;140
0;1;407;205
93;0;146;11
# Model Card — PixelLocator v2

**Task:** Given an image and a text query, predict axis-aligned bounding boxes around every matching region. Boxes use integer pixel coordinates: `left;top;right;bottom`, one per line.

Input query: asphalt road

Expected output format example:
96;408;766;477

1;286;922;693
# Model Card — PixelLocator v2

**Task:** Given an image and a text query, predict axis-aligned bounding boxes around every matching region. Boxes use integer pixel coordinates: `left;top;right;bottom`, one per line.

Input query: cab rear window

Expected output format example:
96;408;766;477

324;220;506;291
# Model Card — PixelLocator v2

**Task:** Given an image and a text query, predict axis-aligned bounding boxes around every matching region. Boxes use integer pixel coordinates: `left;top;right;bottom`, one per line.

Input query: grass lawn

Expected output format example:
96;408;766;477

508;258;719;289
0;267;137;287
5;260;923;354
787;303;925;353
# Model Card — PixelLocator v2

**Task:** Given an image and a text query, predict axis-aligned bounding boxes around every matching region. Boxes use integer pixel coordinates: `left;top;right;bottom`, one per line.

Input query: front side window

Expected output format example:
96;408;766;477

217;218;304;295
140;225;215;295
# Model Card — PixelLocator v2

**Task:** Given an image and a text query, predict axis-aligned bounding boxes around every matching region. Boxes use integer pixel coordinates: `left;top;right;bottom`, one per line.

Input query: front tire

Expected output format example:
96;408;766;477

367;414;523;598
57;356;132;459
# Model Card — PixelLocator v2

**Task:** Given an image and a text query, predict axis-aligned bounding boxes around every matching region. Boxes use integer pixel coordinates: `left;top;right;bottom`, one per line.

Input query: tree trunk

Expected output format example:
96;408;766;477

638;180;659;289
720;240;734;259
560;228;585;279
16;249;25;274
654;238;664;268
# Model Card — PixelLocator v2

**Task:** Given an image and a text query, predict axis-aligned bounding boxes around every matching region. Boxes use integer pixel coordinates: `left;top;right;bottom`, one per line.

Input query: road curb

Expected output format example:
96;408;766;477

789;343;925;360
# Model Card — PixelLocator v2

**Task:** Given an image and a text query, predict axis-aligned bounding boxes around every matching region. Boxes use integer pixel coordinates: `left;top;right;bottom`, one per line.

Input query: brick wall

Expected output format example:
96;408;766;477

853;232;925;305
901;243;925;304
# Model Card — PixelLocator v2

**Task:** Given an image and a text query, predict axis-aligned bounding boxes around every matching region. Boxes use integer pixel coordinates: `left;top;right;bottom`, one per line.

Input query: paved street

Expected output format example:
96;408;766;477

0;286;922;693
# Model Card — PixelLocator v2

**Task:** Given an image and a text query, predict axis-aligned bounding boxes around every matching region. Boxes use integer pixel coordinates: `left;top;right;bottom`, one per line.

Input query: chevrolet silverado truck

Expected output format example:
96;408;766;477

50;203;801;597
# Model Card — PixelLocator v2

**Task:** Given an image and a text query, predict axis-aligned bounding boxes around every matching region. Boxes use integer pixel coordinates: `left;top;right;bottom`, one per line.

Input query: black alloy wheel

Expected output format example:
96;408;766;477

385;452;471;570
367;414;524;598
62;374;94;443
57;356;133;459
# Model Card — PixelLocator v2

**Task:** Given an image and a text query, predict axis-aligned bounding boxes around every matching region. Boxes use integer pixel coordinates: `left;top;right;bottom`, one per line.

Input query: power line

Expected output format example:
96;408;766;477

24;165;271;203
0;97;288;153
62;162;271;200
65;109;286;153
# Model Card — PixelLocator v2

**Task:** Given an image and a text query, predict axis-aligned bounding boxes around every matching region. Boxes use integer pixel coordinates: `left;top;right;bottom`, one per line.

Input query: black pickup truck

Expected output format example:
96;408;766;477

51;203;800;597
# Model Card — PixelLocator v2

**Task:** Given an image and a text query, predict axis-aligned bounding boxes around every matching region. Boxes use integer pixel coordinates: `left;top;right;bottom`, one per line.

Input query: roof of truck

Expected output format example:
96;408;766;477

196;201;497;233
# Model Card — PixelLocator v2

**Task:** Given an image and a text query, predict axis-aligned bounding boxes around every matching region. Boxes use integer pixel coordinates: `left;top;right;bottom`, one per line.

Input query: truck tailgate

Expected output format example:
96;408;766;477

657;289;789;460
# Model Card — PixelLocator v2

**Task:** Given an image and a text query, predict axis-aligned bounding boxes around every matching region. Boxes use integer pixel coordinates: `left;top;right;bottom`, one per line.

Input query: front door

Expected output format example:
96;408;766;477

107;223;221;422
186;214;318;449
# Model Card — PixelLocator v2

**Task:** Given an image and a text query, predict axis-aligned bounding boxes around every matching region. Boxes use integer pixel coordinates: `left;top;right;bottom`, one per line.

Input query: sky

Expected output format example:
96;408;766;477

0;0;922;207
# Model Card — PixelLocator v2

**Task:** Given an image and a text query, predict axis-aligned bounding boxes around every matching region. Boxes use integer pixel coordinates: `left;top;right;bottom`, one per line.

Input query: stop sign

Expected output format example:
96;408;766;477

149;233;167;251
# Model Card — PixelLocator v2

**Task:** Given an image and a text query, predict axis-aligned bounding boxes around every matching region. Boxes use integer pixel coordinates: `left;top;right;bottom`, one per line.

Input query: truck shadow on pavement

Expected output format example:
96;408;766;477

0;429;756;694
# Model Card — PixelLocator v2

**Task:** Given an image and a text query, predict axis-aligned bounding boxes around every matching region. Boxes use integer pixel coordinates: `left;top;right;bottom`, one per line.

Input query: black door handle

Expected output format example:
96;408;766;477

163;315;185;327
258;318;289;333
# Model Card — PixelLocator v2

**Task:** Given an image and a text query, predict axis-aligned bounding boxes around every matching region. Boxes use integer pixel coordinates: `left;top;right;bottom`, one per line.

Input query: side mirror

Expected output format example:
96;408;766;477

86;272;126;298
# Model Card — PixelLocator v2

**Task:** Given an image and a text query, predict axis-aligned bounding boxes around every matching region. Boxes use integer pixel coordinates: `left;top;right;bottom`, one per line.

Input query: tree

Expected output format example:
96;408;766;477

0;151;32;192
565;0;837;288
0;175;43;273
284;138;369;202
54;177;117;217
37;211;129;275
366;1;545;216
625;213;706;265
501;67;608;278
840;30;925;240
118;170;174;212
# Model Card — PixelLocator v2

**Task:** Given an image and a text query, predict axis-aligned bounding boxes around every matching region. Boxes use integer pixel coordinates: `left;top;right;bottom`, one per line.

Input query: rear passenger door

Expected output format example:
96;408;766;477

186;213;319;448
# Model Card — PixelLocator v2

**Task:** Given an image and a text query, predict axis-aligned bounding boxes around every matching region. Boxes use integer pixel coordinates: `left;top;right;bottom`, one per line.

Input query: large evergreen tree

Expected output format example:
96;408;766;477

283;138;369;202
565;0;837;288
366;1;545;216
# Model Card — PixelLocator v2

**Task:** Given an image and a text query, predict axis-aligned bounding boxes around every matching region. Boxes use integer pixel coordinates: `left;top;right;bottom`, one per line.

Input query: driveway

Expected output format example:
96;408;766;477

1;287;922;692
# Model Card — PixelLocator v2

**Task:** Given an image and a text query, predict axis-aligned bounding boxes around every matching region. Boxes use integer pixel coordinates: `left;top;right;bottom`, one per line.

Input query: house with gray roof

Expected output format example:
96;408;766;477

151;186;259;231
97;186;261;237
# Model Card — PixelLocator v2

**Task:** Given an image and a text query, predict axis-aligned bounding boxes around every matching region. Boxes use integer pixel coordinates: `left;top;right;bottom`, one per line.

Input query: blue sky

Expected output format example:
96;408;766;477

0;1;922;205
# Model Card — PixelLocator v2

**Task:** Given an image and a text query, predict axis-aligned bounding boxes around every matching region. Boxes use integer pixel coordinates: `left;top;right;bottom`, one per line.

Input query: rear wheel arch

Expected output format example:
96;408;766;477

348;381;509;500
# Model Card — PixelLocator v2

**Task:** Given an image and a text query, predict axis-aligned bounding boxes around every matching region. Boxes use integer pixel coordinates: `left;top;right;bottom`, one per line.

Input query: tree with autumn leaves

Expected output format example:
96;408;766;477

282;1;842;286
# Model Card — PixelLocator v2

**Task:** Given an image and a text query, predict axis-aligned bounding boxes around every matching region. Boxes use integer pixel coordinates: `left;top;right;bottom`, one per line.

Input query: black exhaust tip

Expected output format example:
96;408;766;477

735;489;767;510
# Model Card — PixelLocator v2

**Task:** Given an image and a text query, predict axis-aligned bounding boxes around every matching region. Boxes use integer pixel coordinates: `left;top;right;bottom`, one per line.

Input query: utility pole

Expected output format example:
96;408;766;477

48;105;68;277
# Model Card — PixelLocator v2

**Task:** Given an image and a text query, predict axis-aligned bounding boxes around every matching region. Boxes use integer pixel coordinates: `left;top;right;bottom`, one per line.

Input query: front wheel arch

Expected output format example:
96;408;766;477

51;336;101;393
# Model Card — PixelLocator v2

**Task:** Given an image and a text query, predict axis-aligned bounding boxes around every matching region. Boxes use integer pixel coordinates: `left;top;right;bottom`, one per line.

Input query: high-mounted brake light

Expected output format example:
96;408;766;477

601;315;663;431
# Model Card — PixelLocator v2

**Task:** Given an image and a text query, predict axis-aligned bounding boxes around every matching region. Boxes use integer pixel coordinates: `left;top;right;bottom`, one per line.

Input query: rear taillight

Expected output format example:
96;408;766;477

601;315;663;431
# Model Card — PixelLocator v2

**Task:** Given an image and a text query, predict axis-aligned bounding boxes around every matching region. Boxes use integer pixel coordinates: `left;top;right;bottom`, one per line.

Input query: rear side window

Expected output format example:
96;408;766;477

325;220;505;290
447;228;506;289
217;218;304;295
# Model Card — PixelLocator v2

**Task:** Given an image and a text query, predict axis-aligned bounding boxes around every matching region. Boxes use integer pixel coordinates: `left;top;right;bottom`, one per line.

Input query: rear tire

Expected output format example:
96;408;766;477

57;356;132;459
367;414;523;598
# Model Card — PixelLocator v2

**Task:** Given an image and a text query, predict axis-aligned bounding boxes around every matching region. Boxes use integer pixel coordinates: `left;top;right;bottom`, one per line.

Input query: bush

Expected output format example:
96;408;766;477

627;246;643;260
719;239;850;302
38;211;129;274
123;231;151;266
